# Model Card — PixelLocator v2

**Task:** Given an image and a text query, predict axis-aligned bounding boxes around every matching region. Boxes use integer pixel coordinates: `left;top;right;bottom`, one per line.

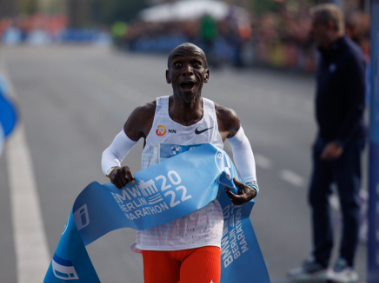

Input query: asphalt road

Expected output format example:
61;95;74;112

0;45;368;283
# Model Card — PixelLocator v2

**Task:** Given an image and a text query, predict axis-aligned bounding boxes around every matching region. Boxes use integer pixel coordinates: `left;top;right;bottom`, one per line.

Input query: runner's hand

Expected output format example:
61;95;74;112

110;166;135;189
225;178;256;205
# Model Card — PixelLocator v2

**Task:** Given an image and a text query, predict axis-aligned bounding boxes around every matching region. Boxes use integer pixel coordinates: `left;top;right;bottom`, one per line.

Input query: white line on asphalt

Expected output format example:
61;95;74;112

254;154;272;169
2;54;50;283
279;169;305;188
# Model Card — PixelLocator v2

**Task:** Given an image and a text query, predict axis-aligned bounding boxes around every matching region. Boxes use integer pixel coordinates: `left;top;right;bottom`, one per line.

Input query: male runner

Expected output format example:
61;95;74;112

101;43;258;283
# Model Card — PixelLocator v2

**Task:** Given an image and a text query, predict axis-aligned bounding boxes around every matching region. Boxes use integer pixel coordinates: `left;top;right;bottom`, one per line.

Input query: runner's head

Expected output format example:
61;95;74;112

167;43;208;69
166;43;209;104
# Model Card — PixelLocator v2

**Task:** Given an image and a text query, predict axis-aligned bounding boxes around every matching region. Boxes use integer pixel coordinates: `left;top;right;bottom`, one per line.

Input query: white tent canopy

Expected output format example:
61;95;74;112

139;0;250;23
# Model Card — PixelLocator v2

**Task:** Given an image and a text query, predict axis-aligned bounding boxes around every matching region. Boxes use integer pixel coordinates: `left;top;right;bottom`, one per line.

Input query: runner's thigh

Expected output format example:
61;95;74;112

180;246;221;283
142;250;180;283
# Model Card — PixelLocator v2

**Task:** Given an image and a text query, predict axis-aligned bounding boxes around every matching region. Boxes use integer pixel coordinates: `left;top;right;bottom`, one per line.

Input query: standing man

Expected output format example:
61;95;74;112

288;4;366;283
101;42;258;283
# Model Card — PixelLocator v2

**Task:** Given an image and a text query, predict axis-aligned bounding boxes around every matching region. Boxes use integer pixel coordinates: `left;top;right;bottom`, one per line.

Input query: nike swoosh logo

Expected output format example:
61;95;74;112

195;127;213;134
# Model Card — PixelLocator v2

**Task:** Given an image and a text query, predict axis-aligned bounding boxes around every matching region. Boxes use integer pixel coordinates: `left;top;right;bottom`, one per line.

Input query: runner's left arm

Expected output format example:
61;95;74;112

216;104;258;205
226;126;259;205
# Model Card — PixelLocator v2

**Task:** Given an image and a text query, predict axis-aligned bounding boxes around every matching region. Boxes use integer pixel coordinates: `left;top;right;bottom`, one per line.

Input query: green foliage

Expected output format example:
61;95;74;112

18;0;38;15
253;0;279;15
92;0;148;24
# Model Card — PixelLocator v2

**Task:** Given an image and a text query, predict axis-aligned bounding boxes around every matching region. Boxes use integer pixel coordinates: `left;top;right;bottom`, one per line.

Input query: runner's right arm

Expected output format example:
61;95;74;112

101;102;155;189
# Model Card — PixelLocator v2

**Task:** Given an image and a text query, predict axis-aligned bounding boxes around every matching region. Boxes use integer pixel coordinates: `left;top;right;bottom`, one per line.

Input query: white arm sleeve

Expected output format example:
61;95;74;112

227;126;259;193
101;130;137;176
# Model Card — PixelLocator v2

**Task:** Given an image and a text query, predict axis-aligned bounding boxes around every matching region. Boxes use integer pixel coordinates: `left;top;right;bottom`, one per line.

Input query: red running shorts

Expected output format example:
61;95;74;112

142;246;221;283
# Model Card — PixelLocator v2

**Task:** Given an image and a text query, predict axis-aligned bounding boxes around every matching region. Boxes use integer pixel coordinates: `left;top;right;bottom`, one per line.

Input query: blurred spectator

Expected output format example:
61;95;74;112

288;4;366;283
199;14;218;67
345;10;371;106
111;21;128;49
123;1;254;68
0;14;111;45
345;11;370;59
223;7;243;67
251;1;316;72
105;0;370;73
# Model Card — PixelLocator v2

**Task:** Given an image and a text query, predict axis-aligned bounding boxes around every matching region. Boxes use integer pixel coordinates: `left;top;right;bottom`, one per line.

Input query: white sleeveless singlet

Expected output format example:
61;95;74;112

135;96;224;251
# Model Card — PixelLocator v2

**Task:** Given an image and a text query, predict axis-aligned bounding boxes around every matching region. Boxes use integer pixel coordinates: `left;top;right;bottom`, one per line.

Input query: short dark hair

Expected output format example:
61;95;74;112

167;43;208;69
310;3;345;34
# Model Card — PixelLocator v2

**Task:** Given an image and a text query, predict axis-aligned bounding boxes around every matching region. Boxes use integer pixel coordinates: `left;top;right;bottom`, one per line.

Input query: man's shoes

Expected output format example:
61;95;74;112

327;258;358;283
287;257;328;281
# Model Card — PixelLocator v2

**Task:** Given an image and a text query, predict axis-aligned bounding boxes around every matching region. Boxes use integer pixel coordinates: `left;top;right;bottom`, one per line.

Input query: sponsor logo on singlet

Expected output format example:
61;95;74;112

159;144;204;162
170;145;183;156
195;127;213;135
156;125;166;136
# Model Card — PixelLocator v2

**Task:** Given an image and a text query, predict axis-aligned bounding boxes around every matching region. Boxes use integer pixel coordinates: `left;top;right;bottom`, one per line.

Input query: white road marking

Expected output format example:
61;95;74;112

254;154;272;169
280;169;305;188
2;54;50;283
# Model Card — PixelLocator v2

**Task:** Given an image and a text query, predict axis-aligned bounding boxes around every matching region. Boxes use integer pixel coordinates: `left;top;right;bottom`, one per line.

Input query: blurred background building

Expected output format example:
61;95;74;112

0;0;371;70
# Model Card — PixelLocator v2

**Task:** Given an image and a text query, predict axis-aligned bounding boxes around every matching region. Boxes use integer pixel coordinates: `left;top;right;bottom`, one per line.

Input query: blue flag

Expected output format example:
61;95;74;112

44;144;270;282
0;76;18;137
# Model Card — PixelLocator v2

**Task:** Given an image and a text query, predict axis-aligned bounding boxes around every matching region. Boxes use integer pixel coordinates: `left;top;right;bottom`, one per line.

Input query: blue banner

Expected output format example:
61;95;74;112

368;1;379;282
44;144;270;282
0;74;18;138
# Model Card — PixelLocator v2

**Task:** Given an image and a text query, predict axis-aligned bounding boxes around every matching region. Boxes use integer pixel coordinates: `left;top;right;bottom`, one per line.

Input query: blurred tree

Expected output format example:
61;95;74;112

38;0;65;14
45;0;65;14
252;0;279;15
91;0;148;24
148;0;176;3
18;0;39;15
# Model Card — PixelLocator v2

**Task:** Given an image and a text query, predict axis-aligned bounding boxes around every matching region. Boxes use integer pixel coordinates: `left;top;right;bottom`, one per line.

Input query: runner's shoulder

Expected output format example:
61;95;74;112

124;101;156;140
214;103;240;133
128;101;156;123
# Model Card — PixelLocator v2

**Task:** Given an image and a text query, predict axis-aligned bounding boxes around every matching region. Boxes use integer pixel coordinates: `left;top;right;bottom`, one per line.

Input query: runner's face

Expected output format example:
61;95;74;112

166;47;209;103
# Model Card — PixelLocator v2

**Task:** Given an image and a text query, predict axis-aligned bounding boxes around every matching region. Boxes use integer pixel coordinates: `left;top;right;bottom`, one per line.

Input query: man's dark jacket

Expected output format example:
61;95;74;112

315;35;366;146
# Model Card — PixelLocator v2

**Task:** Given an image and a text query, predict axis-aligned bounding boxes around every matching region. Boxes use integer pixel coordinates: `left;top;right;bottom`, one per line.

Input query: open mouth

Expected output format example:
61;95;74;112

180;81;196;91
